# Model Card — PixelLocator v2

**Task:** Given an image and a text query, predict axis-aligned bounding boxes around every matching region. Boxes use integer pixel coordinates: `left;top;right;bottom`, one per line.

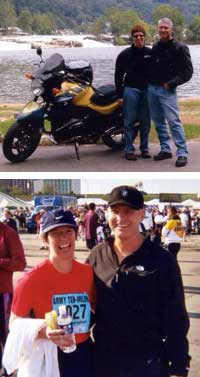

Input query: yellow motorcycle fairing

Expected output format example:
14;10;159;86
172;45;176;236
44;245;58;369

58;82;121;116
60;82;93;106
22;101;40;114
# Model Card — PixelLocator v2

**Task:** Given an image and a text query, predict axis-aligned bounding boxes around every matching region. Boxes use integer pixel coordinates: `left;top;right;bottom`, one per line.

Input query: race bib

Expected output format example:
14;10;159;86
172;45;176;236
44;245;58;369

52;293;90;333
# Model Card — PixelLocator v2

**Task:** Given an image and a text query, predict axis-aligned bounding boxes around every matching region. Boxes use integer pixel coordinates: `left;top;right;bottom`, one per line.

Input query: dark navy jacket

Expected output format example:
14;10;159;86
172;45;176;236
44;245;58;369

149;38;193;88
115;45;152;97
88;237;190;376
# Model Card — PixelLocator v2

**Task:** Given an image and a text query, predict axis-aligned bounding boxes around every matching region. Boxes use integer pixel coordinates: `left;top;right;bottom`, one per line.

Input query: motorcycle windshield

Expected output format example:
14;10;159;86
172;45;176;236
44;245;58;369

36;53;65;81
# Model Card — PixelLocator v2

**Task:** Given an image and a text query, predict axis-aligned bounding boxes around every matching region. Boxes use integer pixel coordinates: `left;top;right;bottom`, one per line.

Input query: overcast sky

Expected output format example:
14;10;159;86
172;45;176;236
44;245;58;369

81;179;200;195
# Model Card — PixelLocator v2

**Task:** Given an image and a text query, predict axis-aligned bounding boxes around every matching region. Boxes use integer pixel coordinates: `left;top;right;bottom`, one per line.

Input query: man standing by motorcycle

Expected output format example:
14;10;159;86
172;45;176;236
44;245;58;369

148;18;193;167
115;24;152;161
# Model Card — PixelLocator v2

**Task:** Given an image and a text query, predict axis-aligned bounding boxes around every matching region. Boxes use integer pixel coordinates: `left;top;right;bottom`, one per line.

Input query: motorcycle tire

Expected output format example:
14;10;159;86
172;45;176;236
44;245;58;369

3;121;42;163
102;130;125;150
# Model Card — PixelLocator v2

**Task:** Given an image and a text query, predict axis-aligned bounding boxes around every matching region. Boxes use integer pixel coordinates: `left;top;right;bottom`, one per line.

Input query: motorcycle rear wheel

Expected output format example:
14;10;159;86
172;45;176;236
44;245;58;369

3;121;42;163
102;129;125;150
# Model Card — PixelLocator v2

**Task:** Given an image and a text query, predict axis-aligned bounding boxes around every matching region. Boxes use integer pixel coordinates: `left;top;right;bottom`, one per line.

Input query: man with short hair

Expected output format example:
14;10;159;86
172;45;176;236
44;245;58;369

88;185;190;377
148;17;193;167
115;24;152;160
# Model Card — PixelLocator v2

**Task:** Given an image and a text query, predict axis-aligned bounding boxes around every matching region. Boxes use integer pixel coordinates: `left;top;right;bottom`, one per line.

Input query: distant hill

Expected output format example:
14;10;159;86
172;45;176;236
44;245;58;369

13;0;200;27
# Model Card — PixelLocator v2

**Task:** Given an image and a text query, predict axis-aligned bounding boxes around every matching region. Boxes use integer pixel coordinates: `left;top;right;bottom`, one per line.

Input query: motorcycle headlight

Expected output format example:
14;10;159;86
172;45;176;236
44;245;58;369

31;79;43;96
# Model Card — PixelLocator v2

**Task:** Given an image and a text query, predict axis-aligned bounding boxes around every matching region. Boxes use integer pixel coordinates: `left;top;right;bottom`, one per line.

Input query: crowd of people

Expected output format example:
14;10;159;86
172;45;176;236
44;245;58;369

1;199;200;247
0;184;192;377
0;208;30;233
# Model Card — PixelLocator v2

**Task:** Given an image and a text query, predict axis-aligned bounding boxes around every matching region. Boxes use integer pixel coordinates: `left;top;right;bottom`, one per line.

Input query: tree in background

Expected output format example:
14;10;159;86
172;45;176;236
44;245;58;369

188;15;200;43
92;7;149;44
31;12;55;34
152;4;184;40
17;9;33;33
9;186;24;197
0;184;10;194
0;0;17;29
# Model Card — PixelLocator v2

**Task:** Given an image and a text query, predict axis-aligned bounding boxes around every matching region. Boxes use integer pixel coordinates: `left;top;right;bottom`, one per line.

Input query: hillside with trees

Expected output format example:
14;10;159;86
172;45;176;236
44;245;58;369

11;0;200;24
1;0;200;41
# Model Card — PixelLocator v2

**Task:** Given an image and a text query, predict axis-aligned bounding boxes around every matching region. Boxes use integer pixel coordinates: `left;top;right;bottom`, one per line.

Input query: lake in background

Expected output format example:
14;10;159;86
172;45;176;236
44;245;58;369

0;44;199;103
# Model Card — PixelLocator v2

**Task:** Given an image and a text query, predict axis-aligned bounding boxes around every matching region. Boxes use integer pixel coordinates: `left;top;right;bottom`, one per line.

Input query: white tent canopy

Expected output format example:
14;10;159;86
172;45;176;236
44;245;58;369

192;202;200;209
77;197;107;206
181;199;197;207
145;198;160;205
0;192;29;209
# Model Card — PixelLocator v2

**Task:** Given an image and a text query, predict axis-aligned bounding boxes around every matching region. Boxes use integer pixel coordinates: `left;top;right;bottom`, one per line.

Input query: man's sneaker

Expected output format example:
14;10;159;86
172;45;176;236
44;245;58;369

153;151;172;161
125;152;137;161
141;151;151;159
175;156;187;167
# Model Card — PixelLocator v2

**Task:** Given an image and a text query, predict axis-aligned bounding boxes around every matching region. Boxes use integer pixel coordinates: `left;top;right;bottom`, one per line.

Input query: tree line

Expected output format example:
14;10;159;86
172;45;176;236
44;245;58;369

0;0;200;43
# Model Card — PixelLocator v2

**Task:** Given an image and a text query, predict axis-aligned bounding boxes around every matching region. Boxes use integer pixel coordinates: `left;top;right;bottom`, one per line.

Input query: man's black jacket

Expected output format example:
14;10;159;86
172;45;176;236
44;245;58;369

115;45;152;97
149;38;193;88
88;237;190;376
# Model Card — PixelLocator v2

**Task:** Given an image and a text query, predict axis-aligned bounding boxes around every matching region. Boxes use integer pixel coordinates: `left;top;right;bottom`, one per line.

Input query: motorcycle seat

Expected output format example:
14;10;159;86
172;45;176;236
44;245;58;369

91;84;118;106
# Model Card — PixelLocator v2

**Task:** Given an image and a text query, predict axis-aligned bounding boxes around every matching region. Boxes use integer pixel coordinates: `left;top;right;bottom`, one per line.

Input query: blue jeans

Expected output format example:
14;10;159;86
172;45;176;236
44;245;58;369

123;87;150;153
147;84;188;157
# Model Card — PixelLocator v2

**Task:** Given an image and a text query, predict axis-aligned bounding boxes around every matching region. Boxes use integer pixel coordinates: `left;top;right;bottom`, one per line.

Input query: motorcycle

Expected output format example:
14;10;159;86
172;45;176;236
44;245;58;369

3;48;125;163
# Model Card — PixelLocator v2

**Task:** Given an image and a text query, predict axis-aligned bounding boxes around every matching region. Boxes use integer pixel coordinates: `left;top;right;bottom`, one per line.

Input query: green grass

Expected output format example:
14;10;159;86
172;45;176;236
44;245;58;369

1;102;200;141
184;123;200;139
0;119;15;136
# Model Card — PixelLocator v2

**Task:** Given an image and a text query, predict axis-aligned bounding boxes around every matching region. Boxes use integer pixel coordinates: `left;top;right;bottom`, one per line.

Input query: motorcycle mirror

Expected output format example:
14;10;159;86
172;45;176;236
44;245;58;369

36;47;42;57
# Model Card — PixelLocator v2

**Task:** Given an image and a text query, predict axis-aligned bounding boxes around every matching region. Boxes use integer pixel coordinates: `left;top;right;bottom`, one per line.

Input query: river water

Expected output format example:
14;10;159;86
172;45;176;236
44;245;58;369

0;44;199;103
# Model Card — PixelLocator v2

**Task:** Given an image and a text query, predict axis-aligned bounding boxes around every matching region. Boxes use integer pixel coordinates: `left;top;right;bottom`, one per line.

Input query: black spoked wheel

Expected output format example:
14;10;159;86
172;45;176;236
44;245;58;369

102;128;125;150
3;121;42;163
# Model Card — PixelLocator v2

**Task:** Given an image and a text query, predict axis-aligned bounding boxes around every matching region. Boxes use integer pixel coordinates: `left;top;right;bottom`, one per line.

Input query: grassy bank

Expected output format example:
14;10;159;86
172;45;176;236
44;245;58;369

0;99;200;142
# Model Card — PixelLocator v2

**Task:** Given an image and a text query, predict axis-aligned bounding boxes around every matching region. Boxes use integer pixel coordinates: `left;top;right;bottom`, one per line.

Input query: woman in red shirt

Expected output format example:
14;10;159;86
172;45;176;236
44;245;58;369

9;210;95;377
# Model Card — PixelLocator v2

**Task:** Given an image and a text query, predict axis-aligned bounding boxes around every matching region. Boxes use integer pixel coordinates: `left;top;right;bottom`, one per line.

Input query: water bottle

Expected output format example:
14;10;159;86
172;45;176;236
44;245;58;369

57;305;76;353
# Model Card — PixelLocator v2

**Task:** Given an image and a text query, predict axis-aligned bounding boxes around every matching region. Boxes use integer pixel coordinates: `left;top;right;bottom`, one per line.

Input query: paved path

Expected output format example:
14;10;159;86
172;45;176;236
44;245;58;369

1;140;200;172
13;233;200;377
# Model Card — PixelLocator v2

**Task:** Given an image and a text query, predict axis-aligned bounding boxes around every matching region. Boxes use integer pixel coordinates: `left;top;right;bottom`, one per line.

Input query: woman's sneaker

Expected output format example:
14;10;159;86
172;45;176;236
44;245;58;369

125;152;137;161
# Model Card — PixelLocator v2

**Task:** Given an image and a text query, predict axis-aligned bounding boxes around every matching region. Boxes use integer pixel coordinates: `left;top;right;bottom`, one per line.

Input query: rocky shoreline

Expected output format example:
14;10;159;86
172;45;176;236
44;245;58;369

0;34;112;49
31;39;83;48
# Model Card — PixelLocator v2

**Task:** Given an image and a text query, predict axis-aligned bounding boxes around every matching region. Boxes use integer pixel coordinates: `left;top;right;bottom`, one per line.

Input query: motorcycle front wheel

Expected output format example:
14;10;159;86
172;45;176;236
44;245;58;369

102;128;125;150
3;121;42;163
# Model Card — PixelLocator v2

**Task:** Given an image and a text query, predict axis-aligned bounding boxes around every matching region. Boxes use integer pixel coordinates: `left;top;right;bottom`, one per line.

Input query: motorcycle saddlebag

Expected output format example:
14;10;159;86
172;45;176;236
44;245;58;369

91;84;118;106
66;60;93;84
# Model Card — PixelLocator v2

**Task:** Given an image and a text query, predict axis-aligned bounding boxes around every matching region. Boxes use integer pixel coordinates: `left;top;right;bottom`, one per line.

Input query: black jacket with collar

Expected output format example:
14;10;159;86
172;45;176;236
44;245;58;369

149;38;193;88
115;45;152;97
88;237;190;376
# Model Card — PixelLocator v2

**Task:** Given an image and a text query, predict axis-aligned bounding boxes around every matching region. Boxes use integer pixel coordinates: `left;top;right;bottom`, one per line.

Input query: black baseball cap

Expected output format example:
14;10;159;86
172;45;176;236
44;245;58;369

108;185;144;209
40;209;77;235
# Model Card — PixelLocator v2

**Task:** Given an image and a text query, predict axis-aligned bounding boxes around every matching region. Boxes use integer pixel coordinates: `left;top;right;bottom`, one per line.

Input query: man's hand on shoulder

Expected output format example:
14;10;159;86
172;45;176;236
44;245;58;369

117;98;123;105
163;82;170;90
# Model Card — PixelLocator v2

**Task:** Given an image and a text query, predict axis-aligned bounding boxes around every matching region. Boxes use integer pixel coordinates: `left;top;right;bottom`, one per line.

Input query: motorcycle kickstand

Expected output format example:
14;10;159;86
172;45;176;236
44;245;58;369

74;142;80;160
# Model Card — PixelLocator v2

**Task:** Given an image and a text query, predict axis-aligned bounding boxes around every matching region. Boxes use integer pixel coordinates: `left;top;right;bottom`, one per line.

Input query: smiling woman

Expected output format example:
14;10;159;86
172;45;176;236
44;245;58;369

3;209;95;377
40;211;77;273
